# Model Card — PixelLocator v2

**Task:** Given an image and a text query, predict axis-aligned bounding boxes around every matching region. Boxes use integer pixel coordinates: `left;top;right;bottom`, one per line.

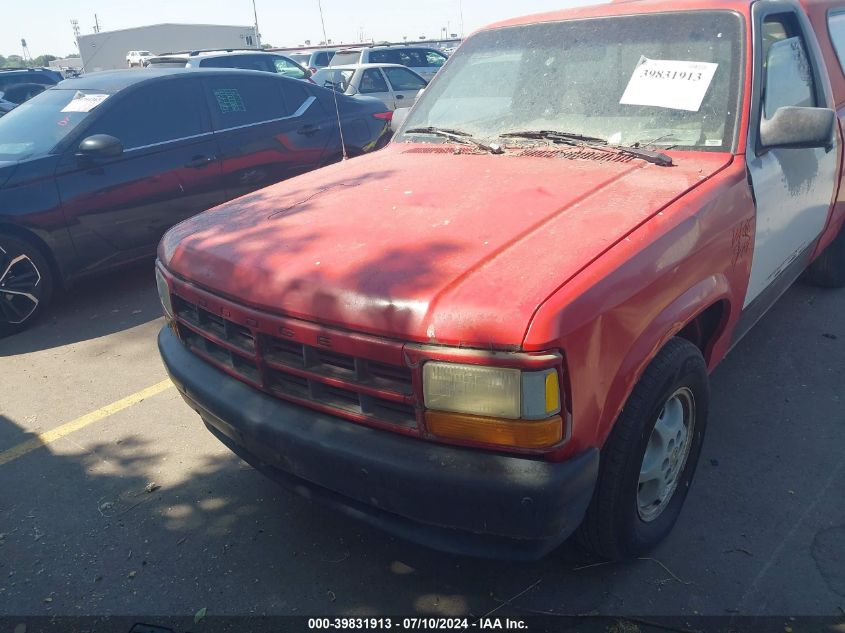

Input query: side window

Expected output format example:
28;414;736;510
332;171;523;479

315;52;330;66
383;67;427;91
359;69;389;94
90;80;205;149
425;50;447;68
272;57;306;79
828;11;845;73
761;15;817;120
281;81;312;113
398;50;427;67
369;50;400;64
205;76;290;129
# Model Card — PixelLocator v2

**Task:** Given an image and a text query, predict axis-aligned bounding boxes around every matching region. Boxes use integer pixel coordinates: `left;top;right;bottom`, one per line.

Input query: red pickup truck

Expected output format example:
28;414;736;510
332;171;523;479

156;0;845;560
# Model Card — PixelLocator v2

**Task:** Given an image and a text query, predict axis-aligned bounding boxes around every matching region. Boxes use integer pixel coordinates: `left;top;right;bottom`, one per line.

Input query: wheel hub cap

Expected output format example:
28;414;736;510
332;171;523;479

637;387;696;522
0;248;41;325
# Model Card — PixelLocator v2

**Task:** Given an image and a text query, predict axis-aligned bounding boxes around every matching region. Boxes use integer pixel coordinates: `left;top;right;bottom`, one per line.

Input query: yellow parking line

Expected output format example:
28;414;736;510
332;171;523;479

0;379;173;467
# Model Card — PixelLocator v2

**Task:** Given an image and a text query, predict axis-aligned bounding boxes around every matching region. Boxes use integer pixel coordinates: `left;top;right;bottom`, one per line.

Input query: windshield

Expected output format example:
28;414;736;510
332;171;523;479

0;88;109;160
312;68;355;91
399;11;743;151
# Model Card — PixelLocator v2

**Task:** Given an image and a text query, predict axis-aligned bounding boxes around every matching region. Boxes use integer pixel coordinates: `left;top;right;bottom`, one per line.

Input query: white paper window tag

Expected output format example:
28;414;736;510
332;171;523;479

61;91;110;113
620;57;719;112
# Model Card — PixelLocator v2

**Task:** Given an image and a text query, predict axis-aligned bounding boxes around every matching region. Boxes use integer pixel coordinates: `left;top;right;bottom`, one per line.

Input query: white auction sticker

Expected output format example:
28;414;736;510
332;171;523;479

620;57;719;112
61;91;111;113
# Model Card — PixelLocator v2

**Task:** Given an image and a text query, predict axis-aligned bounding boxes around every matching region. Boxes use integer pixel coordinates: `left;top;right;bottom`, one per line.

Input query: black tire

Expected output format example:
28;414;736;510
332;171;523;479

0;234;54;337
577;338;710;560
804;227;845;288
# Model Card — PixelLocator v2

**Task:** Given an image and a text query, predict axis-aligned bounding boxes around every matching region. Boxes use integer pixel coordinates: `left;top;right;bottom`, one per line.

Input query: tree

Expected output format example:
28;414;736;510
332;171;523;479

32;55;57;67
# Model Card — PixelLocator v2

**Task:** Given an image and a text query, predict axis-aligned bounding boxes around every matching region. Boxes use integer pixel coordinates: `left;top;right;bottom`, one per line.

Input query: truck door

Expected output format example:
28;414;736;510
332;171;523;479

744;7;840;308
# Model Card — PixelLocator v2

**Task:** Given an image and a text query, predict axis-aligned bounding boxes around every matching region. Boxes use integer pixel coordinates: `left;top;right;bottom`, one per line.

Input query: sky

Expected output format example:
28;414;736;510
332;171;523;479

1;0;603;58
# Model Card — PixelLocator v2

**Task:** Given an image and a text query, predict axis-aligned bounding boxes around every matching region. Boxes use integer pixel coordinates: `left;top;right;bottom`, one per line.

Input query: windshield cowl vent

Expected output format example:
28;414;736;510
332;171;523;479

516;147;635;163
401;145;487;155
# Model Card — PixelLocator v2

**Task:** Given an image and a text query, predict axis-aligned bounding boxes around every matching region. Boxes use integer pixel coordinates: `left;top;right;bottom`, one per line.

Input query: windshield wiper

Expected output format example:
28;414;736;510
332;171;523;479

404;127;504;155
500;130;608;145
499;129;673;167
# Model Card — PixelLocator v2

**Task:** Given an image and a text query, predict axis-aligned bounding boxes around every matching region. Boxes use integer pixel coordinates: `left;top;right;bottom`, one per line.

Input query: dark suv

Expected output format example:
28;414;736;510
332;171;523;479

0;69;391;334
0;67;63;115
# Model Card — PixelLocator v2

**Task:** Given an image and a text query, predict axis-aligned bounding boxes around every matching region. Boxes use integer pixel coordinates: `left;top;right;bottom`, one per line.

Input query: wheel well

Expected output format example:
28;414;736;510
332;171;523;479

0;223;63;287
676;301;727;361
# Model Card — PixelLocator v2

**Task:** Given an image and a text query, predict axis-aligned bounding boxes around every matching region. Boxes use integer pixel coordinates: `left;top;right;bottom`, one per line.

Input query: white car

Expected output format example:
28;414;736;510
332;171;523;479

312;63;427;111
329;46;447;81
126;50;154;67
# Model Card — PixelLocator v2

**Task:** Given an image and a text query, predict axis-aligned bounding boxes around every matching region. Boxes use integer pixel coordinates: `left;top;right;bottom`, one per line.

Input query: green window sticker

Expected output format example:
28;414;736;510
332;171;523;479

214;88;246;113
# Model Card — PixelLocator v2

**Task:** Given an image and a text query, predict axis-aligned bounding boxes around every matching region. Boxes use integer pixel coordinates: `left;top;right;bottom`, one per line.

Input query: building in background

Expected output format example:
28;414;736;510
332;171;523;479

48;57;84;77
77;23;258;72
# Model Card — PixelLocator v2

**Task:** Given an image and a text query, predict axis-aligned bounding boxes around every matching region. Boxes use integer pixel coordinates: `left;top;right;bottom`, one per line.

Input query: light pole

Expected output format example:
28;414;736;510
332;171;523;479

252;0;261;48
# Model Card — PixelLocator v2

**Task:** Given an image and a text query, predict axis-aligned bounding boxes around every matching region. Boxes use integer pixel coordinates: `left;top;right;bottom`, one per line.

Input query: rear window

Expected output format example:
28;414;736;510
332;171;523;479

0;73;58;91
288;53;310;65
330;51;361;66
199;55;273;72
315;51;334;66
147;58;188;68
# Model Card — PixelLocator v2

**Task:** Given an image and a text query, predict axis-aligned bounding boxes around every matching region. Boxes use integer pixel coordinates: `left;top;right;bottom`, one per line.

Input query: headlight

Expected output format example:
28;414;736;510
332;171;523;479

155;267;173;319
422;362;561;420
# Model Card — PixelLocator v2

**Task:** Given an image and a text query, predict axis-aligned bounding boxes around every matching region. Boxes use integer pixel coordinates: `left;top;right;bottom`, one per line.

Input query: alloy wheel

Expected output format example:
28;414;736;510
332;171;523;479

0;246;42;325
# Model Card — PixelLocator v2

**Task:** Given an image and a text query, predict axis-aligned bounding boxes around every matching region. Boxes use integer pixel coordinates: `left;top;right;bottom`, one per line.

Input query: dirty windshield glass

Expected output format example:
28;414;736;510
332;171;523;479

400;11;742;151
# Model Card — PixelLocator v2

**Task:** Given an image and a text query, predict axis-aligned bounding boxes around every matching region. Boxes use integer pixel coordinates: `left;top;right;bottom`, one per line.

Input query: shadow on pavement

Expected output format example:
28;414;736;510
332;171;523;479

0;259;160;356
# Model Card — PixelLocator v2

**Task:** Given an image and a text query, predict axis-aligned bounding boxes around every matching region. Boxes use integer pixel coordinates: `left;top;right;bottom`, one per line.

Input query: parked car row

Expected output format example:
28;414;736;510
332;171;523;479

0;68;392;334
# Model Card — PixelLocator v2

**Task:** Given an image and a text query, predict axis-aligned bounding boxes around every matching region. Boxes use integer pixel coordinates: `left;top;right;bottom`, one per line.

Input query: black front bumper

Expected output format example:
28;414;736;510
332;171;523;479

159;326;599;560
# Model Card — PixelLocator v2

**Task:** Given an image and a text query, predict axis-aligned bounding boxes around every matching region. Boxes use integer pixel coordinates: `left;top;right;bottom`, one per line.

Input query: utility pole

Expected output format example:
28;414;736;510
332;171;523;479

71;19;81;51
251;0;261;48
93;14;100;33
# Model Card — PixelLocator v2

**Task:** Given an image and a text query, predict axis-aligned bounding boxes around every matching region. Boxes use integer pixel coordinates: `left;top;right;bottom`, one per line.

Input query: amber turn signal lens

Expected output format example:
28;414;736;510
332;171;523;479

425;411;563;449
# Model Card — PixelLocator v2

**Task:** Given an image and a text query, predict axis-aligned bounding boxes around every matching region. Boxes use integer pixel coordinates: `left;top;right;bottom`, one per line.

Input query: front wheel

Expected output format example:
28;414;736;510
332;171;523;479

578;338;710;560
0;235;53;337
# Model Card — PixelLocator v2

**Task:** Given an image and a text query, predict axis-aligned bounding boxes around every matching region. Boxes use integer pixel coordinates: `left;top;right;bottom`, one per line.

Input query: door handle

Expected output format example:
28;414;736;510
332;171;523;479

185;155;215;169
396;94;405;100
297;125;321;136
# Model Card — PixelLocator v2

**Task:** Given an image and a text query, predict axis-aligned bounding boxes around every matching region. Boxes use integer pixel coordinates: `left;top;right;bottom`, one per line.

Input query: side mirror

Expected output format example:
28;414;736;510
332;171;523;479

77;134;124;159
391;107;410;132
760;106;835;151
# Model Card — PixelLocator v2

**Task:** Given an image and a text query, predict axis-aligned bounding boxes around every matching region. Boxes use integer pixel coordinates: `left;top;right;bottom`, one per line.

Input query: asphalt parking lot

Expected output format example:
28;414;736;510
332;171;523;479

1;262;843;619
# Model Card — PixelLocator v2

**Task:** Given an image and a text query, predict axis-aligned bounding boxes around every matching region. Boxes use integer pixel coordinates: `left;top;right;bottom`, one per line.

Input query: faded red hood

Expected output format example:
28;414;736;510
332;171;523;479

162;144;731;347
